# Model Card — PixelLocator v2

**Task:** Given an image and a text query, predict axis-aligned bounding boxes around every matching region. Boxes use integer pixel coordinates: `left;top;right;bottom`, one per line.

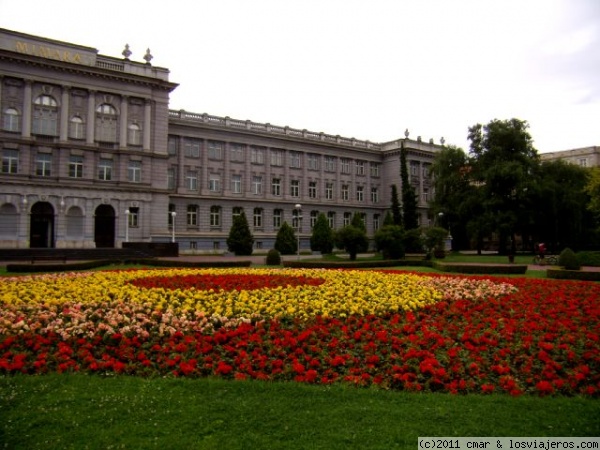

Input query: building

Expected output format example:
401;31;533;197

0;28;444;253
541;146;600;168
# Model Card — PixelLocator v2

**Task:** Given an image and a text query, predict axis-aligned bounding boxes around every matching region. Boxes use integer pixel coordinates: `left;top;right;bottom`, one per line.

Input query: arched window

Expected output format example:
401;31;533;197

69;116;85;140
128;122;142;146
32;95;58;135
95;103;118;142
66;206;84;238
3;108;20;132
0;203;18;237
253;208;263;229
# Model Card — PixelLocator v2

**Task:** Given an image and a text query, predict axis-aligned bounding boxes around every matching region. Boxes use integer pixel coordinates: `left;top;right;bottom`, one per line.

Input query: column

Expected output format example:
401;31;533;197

22;80;32;138
119;96;128;148
86;90;95;144
143;100;152;151
60;86;70;141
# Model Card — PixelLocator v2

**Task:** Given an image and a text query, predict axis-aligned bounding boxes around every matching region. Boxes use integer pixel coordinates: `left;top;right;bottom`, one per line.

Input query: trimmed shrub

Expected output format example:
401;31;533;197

275;222;297;255
310;213;334;254
558;247;580;270
226;212;254;256
374;225;405;259
265;249;282;266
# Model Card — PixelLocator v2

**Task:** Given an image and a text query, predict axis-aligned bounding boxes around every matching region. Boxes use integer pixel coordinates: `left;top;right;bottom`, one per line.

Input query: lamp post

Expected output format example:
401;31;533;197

124;209;130;243
295;203;302;260
170;211;177;243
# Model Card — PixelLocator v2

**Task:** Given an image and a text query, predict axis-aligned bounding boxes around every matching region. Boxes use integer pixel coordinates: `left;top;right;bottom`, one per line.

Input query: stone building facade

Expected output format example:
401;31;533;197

0;28;443;252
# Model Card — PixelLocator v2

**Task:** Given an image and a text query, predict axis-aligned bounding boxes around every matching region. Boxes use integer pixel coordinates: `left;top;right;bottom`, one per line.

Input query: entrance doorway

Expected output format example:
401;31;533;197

30;202;55;248
94;204;115;248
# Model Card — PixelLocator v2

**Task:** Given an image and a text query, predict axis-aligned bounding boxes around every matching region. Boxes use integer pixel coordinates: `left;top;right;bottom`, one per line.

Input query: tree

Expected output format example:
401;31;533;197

374;225;405;259
390;184;402;226
274;222;297;255
334;213;368;260
400;142;419;230
310;213;334;254
226;212;254;256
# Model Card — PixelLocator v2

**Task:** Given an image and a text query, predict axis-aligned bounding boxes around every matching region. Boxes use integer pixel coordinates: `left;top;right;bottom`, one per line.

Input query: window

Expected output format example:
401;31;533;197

186;170;198;191
68;155;83;178
327;211;336;229
253;208;263;228
168;136;178;155
341;184;349;201
341;159;350;174
290;151;301;168
273;209;283;228
95;103;118;142
251;146;265;164
232;207;243;219
69;116;85;140
343;212;352;226
187;205;198;226
208;141;224;160
373;214;380;231
189;241;197;250
98;159;112;181
356;186;364;202
2;149;18;174
370;163;380;177
308;181;317;199
231;174;242;193
128;123;142;146
35;153;52;177
167;168;176;189
307;154;319;170
252;176;262;195
168;204;176;227
371;187;379;203
272;178;281;196
128;207;139;228
292;209;301;230
579;158;588;167
209;174;221;192
290;180;300;197
184;138;201;158
410;163;418;176
3;108;20;132
324;156;335;172
355;160;365;176
270;149;283;166
310;210;318;228
210;206;221;227
230;143;244;162
33;95;58;136
128;161;141;183
422;188;429;203
325;182;334;200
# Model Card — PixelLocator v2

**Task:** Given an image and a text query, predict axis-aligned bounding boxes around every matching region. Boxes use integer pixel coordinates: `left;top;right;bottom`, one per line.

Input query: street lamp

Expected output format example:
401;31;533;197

295;203;302;260
125;209;130;243
170;211;177;243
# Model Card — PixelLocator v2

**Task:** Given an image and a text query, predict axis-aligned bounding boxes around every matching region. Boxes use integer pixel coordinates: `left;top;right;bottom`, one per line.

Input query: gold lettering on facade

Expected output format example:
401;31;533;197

14;41;85;65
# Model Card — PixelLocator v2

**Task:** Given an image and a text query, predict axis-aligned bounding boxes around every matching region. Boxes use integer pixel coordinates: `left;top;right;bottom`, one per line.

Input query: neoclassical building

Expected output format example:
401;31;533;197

0;28;444;253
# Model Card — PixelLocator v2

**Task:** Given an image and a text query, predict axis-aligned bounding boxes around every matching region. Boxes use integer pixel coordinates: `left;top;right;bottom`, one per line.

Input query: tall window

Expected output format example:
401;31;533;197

272;178;281;196
69;116;85;140
35;153;52;176
253;208;263;228
33;95;58;136
187;205;198;226
327;211;336;229
356;186;364;202
128;207;139;228
230;143;244;162
310;210;318;228
290;180;300;197
184;138;201;158
273;209;283;228
128;161;141;183
307;154;319;170
167;168;176;189
231;174;242;193
325;182;334;200
210;206;221;227
355;160;365;176
208;141;224;160
270;149;283;166
290;151;301;168
168;136;178;155
371;187;379;203
251;146;265;164
252;176;262;195
292;209;301;230
168;204;176;227
343;212;352;226
341;159;350;174
186;170;198;191
324;156;335;172
2;149;19;174
370;163;380;177
341;184;349;201
308;181;317;199
95;103;118;142
209;174;221;192
68;155;83;178
4;108;21;132
373;214;380;231
98;159;112;181
128;123;142;146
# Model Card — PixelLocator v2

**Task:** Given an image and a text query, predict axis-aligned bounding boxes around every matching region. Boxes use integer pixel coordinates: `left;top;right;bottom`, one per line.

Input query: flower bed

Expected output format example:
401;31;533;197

0;268;598;397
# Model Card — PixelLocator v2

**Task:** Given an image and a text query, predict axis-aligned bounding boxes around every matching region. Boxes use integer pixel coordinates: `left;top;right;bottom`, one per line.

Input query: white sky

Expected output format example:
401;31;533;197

1;0;598;153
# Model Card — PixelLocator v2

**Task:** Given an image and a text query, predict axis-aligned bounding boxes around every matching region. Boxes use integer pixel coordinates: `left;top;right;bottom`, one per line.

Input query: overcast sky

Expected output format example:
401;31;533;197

1;0;598;153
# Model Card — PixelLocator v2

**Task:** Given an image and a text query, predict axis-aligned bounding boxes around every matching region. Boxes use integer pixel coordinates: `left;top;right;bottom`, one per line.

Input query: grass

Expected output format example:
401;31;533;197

1;374;599;450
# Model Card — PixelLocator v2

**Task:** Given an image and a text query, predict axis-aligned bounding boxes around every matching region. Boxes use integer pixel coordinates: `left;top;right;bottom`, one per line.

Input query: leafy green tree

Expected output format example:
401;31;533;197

310;213;334;254
334;225;369;261
226;212;254;256
382;211;394;227
400;142;419;230
423;226;449;257
374;225;405;259
274;222;297;255
390;184;402;226
585;167;600;221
